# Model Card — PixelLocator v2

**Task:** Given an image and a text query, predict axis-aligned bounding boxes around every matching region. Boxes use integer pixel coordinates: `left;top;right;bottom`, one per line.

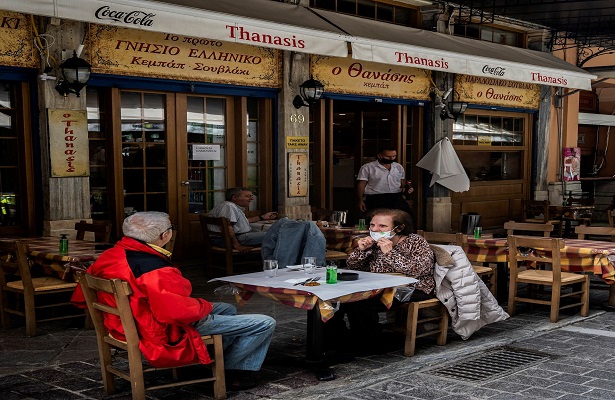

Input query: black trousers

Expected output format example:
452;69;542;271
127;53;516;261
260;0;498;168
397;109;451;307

364;192;412;215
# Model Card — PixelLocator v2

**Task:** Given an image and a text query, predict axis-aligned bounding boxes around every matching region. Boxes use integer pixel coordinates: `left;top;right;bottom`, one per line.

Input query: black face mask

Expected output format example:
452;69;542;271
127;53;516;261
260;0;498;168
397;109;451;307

379;158;396;164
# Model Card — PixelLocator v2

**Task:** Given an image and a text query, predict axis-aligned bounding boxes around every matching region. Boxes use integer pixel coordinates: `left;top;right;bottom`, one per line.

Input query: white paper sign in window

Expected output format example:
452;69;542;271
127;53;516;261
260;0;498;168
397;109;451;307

192;144;221;160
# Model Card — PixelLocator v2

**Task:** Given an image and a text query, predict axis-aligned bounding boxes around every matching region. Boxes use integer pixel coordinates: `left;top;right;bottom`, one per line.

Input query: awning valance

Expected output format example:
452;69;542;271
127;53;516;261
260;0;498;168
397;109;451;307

2;0;350;57
311;9;596;91
3;1;596;90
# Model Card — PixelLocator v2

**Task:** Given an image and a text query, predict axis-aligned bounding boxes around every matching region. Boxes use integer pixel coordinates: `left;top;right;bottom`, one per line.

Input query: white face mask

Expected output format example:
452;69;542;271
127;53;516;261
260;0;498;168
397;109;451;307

369;226;397;241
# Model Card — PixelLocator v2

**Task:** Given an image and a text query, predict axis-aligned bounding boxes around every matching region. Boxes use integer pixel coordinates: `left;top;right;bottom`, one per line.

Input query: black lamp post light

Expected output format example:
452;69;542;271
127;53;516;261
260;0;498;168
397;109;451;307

293;76;324;109
55;51;92;97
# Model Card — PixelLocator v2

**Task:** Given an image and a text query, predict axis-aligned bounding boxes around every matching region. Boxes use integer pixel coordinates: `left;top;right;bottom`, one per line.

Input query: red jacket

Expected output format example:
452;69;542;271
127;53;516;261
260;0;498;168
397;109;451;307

71;237;213;367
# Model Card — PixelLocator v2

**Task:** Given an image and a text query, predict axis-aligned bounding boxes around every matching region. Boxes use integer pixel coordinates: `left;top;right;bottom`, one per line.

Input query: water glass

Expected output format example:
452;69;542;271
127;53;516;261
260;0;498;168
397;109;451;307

302;256;317;274
263;259;278;278
358;219;366;230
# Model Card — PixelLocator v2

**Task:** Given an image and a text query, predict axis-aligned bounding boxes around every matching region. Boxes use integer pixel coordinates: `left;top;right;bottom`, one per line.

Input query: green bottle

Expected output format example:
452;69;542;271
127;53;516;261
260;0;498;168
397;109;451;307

59;234;69;255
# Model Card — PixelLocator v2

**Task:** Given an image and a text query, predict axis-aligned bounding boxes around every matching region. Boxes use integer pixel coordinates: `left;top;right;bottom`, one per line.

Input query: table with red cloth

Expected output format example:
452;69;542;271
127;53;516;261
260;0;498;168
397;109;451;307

318;226;368;254
6;237;103;280
464;235;615;304
211;268;416;367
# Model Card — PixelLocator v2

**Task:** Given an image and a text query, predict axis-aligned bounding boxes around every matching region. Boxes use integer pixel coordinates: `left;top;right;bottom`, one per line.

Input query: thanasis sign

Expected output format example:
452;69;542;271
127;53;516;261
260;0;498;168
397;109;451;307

455;74;540;109
311;56;430;100
48;110;89;177
88;24;281;88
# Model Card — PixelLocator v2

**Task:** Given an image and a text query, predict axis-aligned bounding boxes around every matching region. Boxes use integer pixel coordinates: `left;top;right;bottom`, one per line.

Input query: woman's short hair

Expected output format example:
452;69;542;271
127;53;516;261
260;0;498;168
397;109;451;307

368;208;414;235
123;211;170;243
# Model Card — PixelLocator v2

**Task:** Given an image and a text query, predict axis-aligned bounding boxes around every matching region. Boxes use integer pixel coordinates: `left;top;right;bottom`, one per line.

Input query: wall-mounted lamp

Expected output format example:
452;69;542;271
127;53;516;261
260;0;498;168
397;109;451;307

55;51;92;97
293;76;324;109
440;101;468;121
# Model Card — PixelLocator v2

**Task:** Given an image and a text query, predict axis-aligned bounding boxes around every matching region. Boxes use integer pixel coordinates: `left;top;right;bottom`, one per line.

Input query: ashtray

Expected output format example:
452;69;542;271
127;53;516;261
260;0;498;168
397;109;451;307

337;272;359;281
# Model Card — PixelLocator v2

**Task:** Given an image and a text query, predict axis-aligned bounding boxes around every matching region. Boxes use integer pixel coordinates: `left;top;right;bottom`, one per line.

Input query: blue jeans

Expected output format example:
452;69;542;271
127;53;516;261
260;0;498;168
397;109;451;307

193;303;276;371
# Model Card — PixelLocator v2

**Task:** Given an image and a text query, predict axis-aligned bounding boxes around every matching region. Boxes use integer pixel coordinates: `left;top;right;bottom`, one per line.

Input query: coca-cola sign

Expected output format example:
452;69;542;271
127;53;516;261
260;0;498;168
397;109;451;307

482;65;506;77
95;6;155;27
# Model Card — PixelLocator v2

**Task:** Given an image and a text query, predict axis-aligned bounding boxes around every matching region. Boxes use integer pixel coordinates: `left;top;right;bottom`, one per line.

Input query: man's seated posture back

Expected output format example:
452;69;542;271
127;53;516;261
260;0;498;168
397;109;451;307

71;211;275;390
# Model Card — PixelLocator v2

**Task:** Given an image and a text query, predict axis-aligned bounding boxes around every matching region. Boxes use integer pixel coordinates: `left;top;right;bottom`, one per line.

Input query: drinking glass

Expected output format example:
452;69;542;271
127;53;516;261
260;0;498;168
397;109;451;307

263;259;278;278
302;256;317;274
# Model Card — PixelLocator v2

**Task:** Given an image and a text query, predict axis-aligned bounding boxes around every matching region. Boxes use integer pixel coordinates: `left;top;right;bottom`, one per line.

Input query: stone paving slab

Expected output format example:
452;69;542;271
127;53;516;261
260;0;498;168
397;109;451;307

2;264;615;399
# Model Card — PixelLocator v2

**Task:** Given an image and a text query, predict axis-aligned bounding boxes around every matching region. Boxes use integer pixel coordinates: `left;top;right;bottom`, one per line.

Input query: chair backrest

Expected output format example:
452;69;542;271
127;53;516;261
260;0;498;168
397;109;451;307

574;225;615;242
566;192;594;207
608;210;615;228
416;230;464;246
521;199;551;223
79;273;140;355
0;240;32;291
199;215;233;252
74;220;112;243
508;235;564;279
503;221;554;237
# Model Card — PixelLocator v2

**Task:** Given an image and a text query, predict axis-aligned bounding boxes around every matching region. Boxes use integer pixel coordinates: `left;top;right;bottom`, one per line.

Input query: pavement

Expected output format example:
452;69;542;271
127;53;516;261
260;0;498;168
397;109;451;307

2;263;615;400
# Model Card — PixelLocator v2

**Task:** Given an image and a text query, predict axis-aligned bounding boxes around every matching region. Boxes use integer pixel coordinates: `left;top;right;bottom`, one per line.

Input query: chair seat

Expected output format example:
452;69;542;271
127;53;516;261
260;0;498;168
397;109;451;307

517;269;588;284
472;265;493;275
7;277;77;291
211;246;261;254
525;218;561;225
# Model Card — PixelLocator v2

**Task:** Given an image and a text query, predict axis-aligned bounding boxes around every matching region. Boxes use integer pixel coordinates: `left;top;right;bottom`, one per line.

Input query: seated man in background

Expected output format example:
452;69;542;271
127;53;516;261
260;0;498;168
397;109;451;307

71;211;276;391
209;187;277;252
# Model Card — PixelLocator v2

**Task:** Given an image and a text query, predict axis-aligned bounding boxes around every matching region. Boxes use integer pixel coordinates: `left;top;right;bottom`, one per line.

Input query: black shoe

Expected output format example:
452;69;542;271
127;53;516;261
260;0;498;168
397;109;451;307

225;370;260;391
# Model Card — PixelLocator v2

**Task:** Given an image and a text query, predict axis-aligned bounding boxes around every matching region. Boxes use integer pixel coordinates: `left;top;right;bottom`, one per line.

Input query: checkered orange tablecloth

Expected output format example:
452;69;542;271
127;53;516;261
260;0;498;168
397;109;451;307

5;237;103;280
319;227;367;254
464;236;615;284
230;283;396;322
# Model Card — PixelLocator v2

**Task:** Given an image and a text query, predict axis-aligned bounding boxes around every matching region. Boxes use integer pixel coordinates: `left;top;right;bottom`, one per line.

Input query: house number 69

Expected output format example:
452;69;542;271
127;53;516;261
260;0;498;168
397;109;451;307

290;114;305;123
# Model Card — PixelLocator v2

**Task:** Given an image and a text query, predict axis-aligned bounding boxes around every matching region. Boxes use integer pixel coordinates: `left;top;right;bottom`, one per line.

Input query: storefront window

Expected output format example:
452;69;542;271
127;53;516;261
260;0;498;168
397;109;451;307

86;88;110;221
246;98;260;209
453;112;527;181
121;92;168;214
0;82;20;227
187;96;227;213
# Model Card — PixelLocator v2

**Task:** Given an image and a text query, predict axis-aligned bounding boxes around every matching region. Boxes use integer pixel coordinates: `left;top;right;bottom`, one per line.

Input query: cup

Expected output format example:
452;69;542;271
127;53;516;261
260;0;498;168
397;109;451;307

302;256;317;274
358;219;366;230
474;226;482;239
326;262;338;284
263;259;278;278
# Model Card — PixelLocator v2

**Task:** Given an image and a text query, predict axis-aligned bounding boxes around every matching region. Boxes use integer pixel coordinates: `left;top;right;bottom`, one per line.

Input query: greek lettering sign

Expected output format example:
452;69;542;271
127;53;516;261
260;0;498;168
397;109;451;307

48;109;89;177
87;24;281;88
311;55;430;100
192;144;221;161
288;153;308;198
286;136;309;149
455;74;540;109
0;11;38;68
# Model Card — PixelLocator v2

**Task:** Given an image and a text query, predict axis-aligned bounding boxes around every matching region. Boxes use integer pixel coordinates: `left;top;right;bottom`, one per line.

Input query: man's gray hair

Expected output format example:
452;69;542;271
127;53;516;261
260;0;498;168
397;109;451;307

123;211;170;244
225;187;252;201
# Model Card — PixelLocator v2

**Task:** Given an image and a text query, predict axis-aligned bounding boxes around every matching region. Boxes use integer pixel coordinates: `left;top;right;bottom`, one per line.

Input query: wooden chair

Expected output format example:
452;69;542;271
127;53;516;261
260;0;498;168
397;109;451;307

199;215;261;276
324;249;348;262
79;273;226;400
504;221;554;237
416;230;497;296
0;240;84;336
521;200;562;235
401;297;448;356
74;220;112;243
608;210;614;227
507;235;589;323
561;193;594;234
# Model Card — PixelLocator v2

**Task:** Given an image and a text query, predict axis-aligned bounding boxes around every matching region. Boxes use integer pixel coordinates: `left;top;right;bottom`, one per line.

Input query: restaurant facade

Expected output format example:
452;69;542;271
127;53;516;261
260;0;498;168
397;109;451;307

0;0;595;259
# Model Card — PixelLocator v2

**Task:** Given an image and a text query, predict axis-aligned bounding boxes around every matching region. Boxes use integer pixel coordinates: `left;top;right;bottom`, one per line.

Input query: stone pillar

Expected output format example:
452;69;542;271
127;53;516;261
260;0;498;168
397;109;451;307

276;49;312;220
38;20;91;238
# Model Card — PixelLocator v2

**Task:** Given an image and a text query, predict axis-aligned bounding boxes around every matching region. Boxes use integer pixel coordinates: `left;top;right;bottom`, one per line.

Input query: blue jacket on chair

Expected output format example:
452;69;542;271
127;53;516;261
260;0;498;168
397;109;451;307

261;218;326;268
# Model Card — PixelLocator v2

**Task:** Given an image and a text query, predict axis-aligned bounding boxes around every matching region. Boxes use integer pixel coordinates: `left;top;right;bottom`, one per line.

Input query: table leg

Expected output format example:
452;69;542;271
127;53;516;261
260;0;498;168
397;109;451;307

306;307;335;381
496;262;508;304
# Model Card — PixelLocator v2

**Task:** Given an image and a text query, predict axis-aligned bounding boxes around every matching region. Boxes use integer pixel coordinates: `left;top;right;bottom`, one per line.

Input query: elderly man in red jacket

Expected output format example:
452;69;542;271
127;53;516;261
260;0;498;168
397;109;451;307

71;211;275;391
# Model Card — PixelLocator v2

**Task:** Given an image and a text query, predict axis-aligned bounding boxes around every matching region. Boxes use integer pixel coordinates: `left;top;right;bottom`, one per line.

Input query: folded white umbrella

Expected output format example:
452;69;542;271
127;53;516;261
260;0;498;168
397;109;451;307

416;137;470;192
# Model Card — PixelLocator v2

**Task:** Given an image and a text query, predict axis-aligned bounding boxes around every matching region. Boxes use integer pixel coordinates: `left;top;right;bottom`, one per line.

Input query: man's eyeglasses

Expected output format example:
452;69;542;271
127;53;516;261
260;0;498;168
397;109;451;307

161;224;178;235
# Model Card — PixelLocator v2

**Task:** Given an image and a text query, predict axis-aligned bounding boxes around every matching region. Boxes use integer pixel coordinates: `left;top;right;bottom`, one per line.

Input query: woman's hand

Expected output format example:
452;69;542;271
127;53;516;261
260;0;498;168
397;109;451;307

263;212;277;220
357;236;375;251
376;238;394;254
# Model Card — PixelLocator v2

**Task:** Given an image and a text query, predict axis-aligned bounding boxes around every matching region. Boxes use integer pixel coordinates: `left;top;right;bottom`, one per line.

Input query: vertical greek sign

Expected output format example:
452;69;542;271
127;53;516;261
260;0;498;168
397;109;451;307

48;109;90;177
288;153;308;197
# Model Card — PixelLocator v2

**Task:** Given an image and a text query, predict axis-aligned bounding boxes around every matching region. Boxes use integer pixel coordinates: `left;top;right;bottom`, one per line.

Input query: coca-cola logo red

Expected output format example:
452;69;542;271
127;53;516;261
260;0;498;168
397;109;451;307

95;6;155;27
